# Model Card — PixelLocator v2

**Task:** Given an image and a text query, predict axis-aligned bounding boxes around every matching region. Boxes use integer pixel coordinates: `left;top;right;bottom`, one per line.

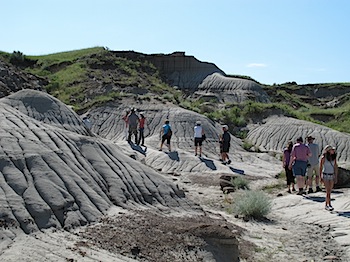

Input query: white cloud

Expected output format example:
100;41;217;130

246;63;267;68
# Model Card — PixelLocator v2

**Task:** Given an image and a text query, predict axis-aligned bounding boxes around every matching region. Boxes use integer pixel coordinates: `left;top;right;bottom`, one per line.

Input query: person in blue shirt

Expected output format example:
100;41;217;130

159;120;172;152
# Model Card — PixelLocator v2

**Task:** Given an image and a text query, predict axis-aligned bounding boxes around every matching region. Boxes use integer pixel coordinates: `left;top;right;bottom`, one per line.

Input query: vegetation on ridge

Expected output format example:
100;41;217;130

1;47;350;134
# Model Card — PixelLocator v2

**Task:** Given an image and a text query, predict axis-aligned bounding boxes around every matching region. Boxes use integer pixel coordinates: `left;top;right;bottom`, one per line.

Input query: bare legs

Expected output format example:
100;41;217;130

324;180;334;208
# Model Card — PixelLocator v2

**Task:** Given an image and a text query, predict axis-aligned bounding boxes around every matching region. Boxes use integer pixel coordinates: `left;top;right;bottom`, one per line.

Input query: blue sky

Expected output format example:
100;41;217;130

2;0;350;85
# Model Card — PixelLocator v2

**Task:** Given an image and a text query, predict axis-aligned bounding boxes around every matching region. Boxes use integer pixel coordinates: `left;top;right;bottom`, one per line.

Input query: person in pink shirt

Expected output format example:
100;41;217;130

288;137;312;195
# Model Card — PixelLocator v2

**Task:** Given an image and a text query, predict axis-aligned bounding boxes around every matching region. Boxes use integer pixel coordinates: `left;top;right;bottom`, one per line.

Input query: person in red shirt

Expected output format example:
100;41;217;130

289;137;312;195
138;112;146;146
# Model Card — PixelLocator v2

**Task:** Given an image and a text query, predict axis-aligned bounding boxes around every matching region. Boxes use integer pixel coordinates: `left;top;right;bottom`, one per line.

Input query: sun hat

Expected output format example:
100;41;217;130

196;121;201;125
323;145;336;153
222;125;228;130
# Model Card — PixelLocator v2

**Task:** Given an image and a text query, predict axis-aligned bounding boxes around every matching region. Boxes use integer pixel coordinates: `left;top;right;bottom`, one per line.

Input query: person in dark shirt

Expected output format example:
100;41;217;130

219;125;231;164
127;108;139;144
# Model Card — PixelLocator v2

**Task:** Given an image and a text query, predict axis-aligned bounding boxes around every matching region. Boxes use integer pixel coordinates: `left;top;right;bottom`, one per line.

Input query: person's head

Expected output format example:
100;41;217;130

323;145;337;161
323;145;336;154
296;137;303;143
222;125;228;131
140;112;145;118
131;108;135;113
287;140;293;151
196;121;201;126
165;120;169;125
306;135;315;143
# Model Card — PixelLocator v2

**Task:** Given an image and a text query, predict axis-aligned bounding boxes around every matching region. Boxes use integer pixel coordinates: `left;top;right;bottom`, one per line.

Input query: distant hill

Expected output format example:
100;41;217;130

1;47;350;133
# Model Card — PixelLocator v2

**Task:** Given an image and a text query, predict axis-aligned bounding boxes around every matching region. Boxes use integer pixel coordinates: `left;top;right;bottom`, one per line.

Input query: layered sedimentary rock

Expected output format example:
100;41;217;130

195;72;270;103
0;90;194;234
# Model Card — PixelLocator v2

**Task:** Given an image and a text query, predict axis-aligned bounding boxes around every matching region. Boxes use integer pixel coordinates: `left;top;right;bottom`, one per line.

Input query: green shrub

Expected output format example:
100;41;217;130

231;176;249;190
232;190;272;219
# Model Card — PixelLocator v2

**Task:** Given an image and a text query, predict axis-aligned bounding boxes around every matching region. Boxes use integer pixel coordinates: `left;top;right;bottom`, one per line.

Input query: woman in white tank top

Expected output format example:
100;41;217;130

319;145;338;211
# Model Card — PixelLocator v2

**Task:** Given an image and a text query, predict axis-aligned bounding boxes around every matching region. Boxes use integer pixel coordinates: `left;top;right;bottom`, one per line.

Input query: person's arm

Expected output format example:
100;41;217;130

319;156;325;182
288;148;295;169
334;158;338;184
282;151;286;168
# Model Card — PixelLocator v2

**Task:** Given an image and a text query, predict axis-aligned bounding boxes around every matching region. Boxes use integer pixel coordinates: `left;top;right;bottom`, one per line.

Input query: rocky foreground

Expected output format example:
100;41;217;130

0;89;349;261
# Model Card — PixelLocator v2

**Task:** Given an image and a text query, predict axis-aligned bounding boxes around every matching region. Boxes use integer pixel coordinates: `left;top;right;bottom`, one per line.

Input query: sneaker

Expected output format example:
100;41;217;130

316;186;322;192
227;160;232;164
292;188;296;192
308;188;314;194
325;205;333;211
287;189;292;194
297;190;304;195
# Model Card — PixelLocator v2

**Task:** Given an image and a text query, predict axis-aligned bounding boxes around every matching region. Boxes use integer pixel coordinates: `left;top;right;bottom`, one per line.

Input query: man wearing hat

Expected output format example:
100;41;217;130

306;135;321;193
289;137;312;195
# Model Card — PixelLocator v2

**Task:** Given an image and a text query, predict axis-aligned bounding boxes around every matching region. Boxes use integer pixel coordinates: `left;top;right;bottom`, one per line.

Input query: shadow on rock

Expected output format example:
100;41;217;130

336;211;350;218
303;196;325;203
229;166;245;175
165;151;179;161
200;157;217;170
129;142;146;155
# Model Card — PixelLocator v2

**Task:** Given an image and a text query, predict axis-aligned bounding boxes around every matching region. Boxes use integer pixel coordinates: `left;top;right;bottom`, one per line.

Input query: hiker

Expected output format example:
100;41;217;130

138;112;146;146
305;135;321;193
159;120;172;152
194;121;204;157
122;110;130;140
82;115;92;131
282;140;296;193
288;137;312;195
320;145;338;211
219;125;231;164
127;108;139;144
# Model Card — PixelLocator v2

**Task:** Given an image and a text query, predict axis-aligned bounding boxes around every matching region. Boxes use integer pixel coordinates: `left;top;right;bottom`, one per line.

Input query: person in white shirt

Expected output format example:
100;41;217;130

194;121;204;157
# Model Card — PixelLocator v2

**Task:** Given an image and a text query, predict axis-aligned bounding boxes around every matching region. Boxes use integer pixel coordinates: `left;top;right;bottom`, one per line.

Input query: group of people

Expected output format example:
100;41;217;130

122;108;146;146
122;109;232;163
282;135;338;211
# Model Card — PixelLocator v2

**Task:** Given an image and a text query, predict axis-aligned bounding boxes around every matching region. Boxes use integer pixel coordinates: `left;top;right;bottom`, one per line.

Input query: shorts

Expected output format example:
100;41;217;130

222;142;230;153
161;134;171;145
323;173;334;181
292;160;308;176
307;164;320;178
194;137;203;146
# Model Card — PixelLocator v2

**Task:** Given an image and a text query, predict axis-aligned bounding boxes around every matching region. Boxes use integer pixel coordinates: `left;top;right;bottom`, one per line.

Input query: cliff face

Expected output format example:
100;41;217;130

113;51;269;103
144;52;225;91
113;51;225;91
